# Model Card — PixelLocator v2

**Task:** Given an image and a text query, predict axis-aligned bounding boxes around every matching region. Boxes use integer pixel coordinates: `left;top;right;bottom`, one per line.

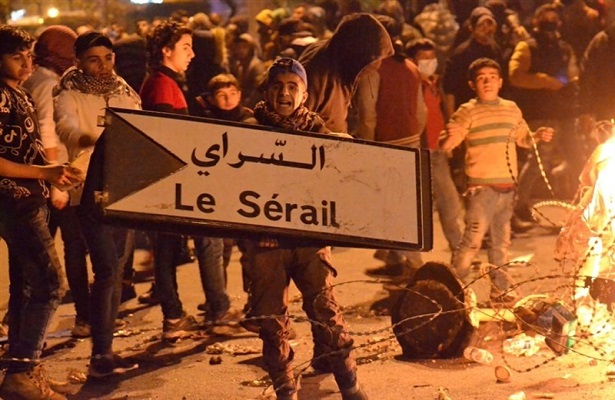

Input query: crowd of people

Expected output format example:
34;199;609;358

1;0;615;399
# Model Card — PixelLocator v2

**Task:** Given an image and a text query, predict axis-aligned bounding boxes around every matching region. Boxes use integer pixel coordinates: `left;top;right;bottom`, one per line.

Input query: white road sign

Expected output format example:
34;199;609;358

96;108;432;250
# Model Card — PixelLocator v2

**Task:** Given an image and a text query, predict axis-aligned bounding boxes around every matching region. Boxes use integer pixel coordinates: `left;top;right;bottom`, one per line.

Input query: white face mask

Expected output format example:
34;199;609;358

417;58;438;77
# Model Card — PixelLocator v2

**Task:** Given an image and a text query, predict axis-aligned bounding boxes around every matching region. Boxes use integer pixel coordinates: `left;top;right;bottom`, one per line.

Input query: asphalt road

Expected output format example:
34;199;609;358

2;214;615;400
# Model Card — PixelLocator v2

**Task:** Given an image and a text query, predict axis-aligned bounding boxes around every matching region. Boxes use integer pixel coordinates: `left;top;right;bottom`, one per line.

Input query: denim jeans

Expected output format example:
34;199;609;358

77;141;134;356
431;150;463;249
0;202;67;372
49;205;89;322
452;186;514;290
194;236;230;318
78;206;134;356
154;234;229;320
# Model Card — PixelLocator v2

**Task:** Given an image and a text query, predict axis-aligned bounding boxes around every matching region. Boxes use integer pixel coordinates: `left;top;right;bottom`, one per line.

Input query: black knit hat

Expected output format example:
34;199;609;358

74;31;113;57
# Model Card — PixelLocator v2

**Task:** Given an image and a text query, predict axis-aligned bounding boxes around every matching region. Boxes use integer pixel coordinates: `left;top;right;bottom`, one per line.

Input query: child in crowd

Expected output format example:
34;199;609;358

195;73;256;322
0;25;80;400
195;73;257;124
441;57;553;300
247;57;366;400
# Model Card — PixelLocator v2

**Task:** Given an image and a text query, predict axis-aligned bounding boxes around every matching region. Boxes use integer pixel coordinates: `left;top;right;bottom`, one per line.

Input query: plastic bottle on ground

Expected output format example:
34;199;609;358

502;333;539;357
463;346;494;364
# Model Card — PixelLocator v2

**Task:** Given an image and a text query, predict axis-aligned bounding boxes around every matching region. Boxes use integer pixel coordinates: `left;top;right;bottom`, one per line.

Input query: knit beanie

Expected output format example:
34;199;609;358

34;25;77;76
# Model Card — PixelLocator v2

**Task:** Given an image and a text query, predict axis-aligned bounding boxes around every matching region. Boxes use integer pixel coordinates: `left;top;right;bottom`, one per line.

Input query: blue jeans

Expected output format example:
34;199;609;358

77;141;134;356
49;205;89;322
0;202;66;372
431;150;463;249
154;234;229;320
194;236;230;318
78;206;134;356
452;186;514;290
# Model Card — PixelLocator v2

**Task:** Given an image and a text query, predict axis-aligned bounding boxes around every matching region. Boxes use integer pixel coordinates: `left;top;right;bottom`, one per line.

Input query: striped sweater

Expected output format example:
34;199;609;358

445;97;532;187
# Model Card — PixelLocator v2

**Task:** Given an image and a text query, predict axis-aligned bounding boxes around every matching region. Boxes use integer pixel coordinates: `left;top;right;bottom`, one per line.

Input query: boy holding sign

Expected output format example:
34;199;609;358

245;57;366;400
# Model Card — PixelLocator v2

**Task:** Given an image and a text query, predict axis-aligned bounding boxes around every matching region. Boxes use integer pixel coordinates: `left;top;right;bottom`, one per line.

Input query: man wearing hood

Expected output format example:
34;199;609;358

508;4;578;224
579;20;615;124
298;13;394;133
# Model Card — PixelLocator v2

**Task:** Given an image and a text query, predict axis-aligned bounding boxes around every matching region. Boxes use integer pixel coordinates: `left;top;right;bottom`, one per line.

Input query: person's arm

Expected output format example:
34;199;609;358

443;94;456;121
54;90;97;150
440;106;470;152
513;118;554;149
351;65;379;141
33;79;61;163
509;41;563;90
415;85;427;136
0;157;81;188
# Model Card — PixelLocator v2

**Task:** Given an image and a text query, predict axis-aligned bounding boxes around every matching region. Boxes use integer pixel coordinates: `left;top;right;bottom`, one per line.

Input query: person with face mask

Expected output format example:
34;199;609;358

407;38;464;254
508;4;579;228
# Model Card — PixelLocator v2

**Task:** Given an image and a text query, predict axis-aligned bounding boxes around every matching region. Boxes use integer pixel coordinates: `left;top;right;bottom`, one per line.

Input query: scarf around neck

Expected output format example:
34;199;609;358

253;100;329;133
54;66;138;99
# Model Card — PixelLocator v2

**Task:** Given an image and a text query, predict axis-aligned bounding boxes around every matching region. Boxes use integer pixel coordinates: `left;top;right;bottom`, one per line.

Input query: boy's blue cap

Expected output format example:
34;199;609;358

267;57;307;87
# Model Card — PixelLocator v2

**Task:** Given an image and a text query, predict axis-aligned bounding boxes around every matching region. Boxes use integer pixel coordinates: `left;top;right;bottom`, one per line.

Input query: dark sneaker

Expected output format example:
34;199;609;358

239;319;260;334
212;308;242;327
88;353;139;378
71;319;91;338
311;356;333;374
209;308;245;336
120;282;137;303
364;263;408;278
137;285;160;305
0;364;67;400
60;289;73;305
341;383;369;400
511;215;534;233
162;314;201;341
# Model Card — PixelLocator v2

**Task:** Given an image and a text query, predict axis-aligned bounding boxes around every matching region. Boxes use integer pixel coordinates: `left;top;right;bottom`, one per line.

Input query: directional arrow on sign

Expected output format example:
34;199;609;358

95;108;433;251
101;109;187;205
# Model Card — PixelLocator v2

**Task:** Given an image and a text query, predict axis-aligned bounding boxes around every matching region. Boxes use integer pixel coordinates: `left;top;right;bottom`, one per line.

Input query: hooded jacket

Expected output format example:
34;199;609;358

579;22;615;120
298;13;394;133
